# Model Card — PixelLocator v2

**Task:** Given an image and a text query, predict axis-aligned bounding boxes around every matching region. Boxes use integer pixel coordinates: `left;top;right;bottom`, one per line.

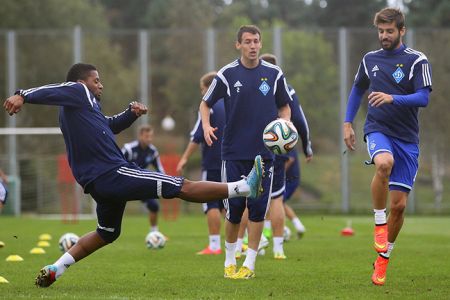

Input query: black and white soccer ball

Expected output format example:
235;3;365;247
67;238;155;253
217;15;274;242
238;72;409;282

145;231;166;249
58;233;79;253
263;119;298;155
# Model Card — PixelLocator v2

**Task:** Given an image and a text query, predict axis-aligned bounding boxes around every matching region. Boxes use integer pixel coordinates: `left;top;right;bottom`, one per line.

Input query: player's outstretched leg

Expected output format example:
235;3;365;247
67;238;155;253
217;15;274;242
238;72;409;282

35;265;57;288
372;255;389;285
246;155;264;199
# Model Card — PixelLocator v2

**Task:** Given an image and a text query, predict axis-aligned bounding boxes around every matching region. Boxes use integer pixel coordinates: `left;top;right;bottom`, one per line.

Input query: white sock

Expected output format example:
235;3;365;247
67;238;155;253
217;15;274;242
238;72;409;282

272;236;284;254
151;226;159;232
243;248;257;271
224;241;237;267
381;242;395;258
209;235;221;251
292;217;306;232
227;179;250;198
54;252;75;279
374;209;387;225
264;220;271;230
235;238;243;253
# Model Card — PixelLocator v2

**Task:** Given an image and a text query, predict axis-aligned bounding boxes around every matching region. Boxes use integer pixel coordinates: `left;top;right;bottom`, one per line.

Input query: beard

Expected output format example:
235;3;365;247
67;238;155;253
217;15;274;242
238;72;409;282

380;34;401;51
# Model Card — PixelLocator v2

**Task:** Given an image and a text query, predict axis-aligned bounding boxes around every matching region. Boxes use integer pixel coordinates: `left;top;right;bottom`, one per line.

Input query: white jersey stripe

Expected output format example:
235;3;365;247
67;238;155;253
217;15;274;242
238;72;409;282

221;160;230;220
22;82;76;96
203;78;217;101
117;169;182;186
118;167;182;185
217;72;230;97
190;112;202;140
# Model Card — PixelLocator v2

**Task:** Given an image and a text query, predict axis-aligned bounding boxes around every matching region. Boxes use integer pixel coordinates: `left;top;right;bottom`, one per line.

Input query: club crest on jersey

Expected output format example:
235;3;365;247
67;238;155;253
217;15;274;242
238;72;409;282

259;78;270;96
392;65;405;83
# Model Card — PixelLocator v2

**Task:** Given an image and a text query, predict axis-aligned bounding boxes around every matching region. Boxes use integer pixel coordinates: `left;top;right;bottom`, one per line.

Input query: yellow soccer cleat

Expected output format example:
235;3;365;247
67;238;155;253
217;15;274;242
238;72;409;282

224;264;237;278
372;255;389;286
274;252;287;260
232;266;255;279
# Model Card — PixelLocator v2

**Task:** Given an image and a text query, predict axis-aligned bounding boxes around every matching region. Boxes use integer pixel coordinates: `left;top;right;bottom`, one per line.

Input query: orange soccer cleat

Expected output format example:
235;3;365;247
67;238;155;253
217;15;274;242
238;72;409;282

196;246;222;255
374;224;388;253
372;255;389;285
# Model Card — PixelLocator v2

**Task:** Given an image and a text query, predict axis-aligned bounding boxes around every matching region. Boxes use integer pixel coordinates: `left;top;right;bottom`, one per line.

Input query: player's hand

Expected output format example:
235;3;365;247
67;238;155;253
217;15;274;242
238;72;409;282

203;126;218;146
305;154;313;163
343;122;356;151
3;95;24;116
368;92;393;107
176;158;187;174
130;101;148;117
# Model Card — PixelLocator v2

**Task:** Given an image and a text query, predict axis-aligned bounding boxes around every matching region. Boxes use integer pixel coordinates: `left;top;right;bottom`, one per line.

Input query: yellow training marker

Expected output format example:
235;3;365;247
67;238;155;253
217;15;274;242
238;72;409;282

37;241;50;247
30;247;46;254
0;276;9;283
6;255;24;262
39;234;52;241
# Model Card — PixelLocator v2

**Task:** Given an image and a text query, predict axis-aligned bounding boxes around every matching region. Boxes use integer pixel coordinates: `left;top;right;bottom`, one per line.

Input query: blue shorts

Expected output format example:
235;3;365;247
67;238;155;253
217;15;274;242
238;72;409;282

271;156;287;199
284;177;299;202
222;160;273;224
142;198;159;213
0;182;7;204
366;132;419;192
201;169;224;213
87;163;184;241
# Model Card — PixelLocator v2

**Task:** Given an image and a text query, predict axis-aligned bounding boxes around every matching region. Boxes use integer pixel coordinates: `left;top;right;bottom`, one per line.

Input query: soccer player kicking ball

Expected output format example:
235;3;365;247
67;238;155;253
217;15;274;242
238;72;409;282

3;63;264;288
343;8;432;285
200;25;292;279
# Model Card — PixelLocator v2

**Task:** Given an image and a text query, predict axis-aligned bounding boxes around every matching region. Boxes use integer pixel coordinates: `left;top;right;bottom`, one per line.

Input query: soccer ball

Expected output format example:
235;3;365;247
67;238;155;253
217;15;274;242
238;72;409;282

58;233;79;253
283;226;292;242
263;119;298;155
145;231;166;249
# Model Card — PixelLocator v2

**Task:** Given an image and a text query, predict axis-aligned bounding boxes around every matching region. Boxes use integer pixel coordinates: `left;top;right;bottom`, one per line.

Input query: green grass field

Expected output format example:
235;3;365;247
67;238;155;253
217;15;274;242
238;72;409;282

1;214;449;299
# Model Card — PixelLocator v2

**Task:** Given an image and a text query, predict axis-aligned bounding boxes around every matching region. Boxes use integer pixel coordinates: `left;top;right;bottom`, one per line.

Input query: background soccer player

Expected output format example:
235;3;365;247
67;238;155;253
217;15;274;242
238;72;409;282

177;71;226;255
343;7;432;285
200;25;292;279
260;53;313;259
122;125;165;234
0;167;8;214
3;63;264;288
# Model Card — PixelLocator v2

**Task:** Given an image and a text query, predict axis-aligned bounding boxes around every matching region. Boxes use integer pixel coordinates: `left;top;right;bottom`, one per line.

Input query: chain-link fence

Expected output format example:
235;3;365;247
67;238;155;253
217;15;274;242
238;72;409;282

1;27;449;216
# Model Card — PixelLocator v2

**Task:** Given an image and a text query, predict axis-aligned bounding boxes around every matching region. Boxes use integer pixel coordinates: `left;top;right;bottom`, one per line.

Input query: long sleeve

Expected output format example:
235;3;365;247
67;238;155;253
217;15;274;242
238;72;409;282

106;104;138;134
20;82;91;108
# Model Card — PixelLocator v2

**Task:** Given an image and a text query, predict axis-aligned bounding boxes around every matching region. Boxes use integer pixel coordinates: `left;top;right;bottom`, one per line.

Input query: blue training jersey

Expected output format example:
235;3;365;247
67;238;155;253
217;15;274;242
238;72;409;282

121;141;165;173
353;44;432;143
203;59;292;161
18;82;137;190
190;100;225;171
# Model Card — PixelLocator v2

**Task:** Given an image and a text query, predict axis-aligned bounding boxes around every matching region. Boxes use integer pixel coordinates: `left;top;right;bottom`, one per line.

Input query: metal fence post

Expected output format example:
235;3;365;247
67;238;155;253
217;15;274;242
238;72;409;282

139;30;150;124
273;26;282;67
339;28;350;213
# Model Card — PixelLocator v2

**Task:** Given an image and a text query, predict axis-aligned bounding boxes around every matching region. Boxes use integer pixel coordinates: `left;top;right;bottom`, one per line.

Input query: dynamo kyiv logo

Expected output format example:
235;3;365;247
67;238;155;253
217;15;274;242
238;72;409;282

392;67;405;83
259;81;270;96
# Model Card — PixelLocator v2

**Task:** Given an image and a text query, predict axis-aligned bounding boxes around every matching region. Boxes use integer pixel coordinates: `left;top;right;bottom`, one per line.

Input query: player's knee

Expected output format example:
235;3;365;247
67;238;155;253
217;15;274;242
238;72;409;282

146;201;159;212
376;160;393;178
390;200;406;215
97;228;121;243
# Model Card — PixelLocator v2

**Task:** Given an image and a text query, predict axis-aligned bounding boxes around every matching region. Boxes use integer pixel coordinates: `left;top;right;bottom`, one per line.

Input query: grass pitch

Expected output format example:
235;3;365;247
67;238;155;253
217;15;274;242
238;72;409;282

0;214;449;299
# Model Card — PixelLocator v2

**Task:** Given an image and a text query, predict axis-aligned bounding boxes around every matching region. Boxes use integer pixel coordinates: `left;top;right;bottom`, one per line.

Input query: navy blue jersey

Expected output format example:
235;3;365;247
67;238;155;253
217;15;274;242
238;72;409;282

191;100;225;171
353;44;432;143
203;59;292;161
18;82;137;190
121;141;165;173
288;85;313;157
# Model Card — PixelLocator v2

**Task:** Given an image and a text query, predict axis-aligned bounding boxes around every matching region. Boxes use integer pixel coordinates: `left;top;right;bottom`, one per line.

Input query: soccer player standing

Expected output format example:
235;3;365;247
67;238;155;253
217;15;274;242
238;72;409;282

343;8;432;285
177;71;226;255
3;63;264;287
200;25;292;279
122;125;165;235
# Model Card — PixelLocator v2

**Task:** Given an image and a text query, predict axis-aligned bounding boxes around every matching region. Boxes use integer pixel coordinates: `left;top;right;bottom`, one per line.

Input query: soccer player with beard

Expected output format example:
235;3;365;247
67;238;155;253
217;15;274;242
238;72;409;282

343;8;432;285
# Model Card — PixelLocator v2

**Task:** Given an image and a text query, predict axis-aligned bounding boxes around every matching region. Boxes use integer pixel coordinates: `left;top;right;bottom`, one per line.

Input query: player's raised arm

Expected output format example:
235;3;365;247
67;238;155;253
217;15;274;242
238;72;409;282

106;101;146;134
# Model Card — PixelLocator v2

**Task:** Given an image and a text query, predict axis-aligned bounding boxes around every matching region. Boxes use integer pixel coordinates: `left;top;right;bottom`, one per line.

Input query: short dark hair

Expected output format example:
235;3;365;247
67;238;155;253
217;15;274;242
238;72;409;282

259;53;277;65
66;63;97;82
374;7;405;31
200;71;217;88
138;124;153;135
236;25;261;43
